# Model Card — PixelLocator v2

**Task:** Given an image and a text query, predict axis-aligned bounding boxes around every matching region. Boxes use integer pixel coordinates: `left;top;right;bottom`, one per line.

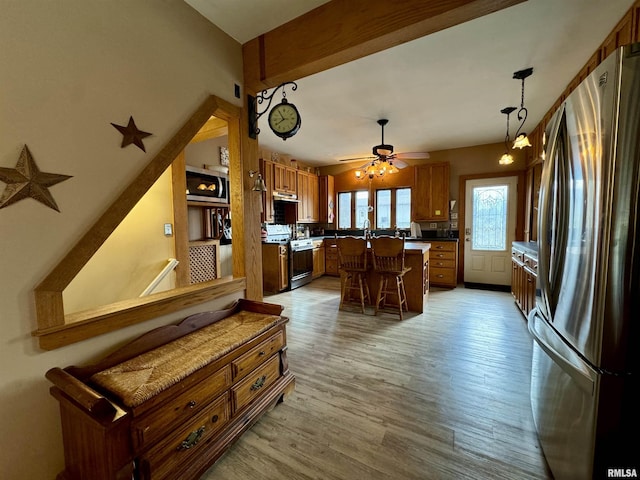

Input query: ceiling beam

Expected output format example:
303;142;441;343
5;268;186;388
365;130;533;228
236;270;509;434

243;0;525;91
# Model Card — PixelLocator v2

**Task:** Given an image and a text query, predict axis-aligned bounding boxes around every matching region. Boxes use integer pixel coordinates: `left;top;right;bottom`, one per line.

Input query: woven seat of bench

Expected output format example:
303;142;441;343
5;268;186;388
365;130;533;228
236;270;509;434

90;311;281;407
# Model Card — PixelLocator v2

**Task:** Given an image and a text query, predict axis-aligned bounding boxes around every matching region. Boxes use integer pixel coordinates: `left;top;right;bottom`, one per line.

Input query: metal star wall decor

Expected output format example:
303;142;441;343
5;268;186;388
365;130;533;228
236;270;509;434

0;145;72;211
111;116;152;152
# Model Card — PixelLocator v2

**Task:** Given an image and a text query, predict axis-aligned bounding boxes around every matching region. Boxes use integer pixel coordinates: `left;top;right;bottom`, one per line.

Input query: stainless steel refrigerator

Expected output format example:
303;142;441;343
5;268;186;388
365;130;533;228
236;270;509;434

529;42;640;479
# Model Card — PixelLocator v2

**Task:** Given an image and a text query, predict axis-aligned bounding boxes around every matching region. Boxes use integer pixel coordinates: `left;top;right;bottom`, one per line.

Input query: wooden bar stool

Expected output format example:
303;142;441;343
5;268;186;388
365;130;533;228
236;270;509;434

336;236;370;313
370;236;411;319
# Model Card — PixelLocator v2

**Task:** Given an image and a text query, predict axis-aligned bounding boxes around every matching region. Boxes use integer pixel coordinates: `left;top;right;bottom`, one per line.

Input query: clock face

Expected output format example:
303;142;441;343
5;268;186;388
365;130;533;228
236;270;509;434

268;100;301;139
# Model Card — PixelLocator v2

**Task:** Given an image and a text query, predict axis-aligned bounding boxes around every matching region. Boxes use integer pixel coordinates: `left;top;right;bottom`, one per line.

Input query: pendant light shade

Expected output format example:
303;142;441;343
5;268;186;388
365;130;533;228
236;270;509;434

499;106;516;165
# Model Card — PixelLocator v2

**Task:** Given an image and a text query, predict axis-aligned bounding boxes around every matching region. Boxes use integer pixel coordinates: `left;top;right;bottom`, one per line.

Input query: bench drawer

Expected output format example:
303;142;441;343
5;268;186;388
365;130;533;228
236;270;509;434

231;331;284;381
131;366;230;451
138;392;230;480
232;354;281;413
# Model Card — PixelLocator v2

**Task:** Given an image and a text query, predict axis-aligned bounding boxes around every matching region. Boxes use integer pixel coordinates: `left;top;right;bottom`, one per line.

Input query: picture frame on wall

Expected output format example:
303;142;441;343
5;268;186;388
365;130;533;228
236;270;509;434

219;146;229;166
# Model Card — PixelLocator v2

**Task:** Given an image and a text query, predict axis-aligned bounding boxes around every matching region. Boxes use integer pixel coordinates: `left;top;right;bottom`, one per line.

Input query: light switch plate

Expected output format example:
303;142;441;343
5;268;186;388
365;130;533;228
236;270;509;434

451;213;458;220
429;223;437;229
164;223;173;236
451;222;458;229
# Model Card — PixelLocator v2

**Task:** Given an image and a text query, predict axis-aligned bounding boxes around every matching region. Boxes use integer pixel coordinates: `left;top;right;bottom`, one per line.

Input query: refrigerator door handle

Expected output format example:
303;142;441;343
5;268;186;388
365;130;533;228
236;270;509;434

528;311;595;395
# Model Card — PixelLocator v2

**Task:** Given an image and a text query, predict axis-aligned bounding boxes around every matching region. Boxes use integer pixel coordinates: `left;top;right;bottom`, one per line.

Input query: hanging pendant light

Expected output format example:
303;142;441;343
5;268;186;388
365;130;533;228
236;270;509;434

499;106;516;165
512;67;533;149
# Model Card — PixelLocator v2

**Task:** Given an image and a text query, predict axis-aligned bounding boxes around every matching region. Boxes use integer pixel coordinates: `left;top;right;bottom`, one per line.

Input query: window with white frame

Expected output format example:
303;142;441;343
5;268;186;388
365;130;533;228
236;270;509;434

375;187;411;229
337;190;370;229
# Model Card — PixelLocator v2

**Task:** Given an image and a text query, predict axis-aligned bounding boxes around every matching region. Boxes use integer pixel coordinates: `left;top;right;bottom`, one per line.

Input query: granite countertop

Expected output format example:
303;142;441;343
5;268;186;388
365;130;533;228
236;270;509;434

313;235;458;242
405;237;459;242
512;241;538;257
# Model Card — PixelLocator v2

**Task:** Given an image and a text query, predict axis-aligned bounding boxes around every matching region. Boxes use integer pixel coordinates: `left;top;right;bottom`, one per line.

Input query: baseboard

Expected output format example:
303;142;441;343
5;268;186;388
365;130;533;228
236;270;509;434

463;282;510;292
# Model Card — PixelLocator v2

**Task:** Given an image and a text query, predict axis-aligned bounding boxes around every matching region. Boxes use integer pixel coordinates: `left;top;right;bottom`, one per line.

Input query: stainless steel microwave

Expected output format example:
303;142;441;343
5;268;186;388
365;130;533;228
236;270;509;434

185;165;229;204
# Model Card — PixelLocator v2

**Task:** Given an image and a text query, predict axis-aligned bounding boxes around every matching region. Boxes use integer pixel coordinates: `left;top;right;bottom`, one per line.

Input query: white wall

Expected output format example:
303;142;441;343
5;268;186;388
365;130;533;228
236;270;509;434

0;1;243;478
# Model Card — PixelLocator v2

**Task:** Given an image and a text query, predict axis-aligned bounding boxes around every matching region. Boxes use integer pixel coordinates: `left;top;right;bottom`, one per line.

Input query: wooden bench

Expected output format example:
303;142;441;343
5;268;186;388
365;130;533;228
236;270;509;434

46;299;295;480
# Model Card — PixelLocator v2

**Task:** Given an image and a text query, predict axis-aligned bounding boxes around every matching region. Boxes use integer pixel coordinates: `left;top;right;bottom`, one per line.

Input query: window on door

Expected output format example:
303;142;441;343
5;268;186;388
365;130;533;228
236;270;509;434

471;185;508;251
337;190;370;229
376;188;411;229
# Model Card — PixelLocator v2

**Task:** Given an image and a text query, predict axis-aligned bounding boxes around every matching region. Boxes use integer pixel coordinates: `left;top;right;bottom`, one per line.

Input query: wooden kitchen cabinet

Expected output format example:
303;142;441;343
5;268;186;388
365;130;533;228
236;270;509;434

319;175;335;225
511;243;537;318
273;163;297;195
260;158;275;224
524;162;542;242
428;240;458;288
262;243;289;293
296;170;319;223
412;162;450;222
312;239;325;278
324;238;339;276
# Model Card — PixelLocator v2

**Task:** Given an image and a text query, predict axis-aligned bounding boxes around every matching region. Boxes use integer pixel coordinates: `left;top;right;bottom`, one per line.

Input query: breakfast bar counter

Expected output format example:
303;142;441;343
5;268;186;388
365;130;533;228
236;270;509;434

382;241;431;313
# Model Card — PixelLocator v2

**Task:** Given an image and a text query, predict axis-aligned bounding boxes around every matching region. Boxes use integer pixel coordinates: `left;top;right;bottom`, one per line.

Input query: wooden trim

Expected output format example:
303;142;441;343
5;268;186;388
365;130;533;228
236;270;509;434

190;116;228;143
33;95;245;348
239;89;263;299
37;96;230;294
242;0;524;90
171;151;190;288
457;171;526;283
33;277;247;350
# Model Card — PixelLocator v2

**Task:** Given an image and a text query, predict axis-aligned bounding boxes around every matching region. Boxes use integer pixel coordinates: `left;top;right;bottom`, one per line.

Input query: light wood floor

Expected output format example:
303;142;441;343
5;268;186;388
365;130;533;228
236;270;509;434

202;277;553;480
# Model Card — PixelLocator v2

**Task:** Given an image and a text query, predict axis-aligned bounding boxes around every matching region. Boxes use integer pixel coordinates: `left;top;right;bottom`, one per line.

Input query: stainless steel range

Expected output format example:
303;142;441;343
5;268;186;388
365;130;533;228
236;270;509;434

263;225;314;291
288;237;314;290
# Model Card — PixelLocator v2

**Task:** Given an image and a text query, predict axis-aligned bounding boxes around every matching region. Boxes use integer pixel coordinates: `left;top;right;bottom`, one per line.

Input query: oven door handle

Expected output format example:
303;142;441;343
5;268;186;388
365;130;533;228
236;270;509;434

291;246;314;252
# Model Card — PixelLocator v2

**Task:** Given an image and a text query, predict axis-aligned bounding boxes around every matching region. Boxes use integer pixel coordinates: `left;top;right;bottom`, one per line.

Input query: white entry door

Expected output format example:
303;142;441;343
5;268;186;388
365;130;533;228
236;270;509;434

464;176;518;285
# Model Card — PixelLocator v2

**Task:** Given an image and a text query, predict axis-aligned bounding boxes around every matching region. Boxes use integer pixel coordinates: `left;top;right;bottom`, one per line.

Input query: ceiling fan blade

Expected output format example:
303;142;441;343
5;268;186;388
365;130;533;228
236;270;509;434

394;152;430;159
338;155;376;163
390;158;408;168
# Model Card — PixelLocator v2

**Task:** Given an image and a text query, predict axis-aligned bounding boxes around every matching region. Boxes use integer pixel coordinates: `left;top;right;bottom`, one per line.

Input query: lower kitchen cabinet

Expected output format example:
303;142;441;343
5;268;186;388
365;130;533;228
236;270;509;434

429;240;458;288
511;242;537;318
324;238;339;276
263;243;289;293
312;240;325;278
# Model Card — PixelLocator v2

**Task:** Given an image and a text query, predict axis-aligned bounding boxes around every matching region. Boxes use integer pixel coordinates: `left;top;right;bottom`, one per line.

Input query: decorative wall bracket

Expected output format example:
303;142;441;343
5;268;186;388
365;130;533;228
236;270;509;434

248;81;298;139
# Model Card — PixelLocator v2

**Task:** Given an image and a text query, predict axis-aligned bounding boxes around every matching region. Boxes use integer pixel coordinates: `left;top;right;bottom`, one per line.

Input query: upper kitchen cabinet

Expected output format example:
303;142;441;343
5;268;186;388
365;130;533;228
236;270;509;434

318;175;335;225
273;163;298;195
412;162;450;222
296;170;319;223
260;158;275;224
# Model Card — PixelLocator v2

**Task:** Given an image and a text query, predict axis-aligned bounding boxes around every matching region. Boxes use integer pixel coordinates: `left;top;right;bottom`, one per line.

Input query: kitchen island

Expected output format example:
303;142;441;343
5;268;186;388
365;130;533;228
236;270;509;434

385;241;431;313
330;238;430;314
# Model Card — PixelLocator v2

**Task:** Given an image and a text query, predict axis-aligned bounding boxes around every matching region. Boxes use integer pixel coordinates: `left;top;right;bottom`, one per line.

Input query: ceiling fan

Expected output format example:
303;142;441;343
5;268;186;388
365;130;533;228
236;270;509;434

338;118;430;170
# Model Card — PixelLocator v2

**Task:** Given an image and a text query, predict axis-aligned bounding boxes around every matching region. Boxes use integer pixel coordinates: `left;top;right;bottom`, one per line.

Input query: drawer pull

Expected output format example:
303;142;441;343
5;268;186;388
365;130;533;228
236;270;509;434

178;425;205;451
211;414;219;423
258;351;266;357
250;375;267;391
436;254;444;257
436;274;444;278
187;400;197;409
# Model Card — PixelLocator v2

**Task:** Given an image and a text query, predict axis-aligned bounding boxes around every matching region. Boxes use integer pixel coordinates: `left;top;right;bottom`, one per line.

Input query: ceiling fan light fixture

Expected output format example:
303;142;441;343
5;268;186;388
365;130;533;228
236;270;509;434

373;144;394;157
